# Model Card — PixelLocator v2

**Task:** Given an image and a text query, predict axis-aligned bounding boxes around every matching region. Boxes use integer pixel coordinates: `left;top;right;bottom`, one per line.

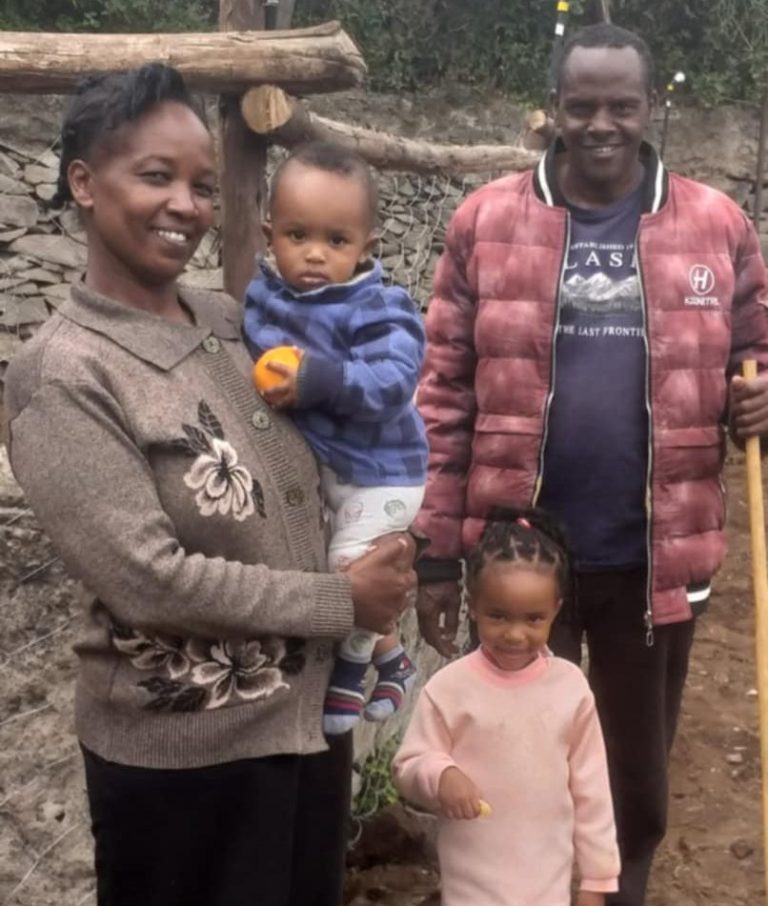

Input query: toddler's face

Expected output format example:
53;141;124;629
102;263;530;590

469;562;561;672
266;163;374;292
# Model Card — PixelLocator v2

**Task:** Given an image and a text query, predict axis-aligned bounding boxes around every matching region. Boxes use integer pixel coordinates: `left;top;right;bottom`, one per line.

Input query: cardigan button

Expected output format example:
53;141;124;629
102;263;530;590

202;336;220;353
251;410;271;430
286;487;305;506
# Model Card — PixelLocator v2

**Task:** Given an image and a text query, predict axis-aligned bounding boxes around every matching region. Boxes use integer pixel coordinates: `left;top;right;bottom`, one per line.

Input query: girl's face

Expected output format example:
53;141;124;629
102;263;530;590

469;561;561;672
69;101;216;297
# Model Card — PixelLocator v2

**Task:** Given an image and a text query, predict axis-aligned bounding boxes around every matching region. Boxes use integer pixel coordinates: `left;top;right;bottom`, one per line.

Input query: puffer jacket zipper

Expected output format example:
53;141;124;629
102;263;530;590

532;210;571;506
635;224;655;646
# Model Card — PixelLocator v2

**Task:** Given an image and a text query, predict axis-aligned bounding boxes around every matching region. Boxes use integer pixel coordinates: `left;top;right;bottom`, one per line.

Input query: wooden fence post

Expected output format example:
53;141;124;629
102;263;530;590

219;0;269;302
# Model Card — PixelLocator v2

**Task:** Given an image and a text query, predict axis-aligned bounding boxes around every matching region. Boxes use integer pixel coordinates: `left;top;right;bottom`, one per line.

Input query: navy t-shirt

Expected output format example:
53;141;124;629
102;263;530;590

538;183;648;569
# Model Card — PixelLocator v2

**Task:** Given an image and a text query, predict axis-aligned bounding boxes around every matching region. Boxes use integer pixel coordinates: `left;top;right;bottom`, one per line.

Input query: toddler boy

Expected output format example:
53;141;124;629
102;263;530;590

243;141;428;735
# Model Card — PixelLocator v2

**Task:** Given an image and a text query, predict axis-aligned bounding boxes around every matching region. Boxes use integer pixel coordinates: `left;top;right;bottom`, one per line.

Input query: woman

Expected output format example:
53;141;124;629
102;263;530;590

3;64;416;906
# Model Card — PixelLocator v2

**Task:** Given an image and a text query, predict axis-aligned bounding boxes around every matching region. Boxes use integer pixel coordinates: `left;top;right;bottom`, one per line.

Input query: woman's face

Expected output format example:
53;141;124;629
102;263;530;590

70;101;216;293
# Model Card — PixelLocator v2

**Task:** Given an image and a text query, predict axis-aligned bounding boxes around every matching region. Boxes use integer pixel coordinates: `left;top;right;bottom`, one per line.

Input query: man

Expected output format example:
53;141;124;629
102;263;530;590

415;22;768;905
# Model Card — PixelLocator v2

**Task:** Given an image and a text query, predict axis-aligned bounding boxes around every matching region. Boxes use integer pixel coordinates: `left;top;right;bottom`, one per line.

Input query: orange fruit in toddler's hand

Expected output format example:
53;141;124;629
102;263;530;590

253;346;303;392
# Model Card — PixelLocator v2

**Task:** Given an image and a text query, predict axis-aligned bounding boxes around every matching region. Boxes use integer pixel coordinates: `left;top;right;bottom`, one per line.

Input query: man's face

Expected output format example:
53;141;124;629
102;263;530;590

554;45;655;202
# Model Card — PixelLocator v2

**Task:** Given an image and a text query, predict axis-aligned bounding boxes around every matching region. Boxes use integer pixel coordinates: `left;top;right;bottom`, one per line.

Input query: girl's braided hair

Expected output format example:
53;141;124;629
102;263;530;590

466;506;573;604
52;63;206;209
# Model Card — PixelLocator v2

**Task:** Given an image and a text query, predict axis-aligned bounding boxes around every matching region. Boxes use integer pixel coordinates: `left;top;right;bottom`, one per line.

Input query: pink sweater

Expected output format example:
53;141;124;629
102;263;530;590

393;650;620;904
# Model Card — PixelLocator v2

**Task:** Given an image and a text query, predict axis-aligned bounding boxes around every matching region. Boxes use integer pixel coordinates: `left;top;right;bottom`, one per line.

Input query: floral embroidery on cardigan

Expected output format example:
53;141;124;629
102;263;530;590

177;400;266;521
112;623;306;712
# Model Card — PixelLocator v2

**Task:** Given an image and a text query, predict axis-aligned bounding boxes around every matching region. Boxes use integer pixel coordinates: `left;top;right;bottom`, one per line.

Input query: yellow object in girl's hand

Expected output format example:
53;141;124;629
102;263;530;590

252;346;302;392
478;800;492;817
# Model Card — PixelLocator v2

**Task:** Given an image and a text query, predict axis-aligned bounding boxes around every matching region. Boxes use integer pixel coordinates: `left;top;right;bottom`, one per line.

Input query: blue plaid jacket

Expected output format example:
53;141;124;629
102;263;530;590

243;261;428;487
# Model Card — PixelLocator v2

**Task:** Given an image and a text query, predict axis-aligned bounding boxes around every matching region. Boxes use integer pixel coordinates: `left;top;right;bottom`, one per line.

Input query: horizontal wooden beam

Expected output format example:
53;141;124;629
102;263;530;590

0;21;365;94
241;85;541;175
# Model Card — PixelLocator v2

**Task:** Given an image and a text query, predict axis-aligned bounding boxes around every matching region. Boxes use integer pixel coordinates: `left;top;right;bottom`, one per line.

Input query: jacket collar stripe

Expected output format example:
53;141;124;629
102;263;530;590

534;139;669;213
537;155;554;206
651;156;665;213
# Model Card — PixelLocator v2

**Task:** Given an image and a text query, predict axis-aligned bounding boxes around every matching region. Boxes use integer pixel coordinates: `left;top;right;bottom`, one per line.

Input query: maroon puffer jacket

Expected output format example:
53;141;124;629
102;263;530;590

416;144;768;626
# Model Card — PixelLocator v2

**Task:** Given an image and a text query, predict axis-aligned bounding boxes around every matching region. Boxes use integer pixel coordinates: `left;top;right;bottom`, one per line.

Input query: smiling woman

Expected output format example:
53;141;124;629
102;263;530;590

51;67;216;321
2;63;417;906
69;102;216;300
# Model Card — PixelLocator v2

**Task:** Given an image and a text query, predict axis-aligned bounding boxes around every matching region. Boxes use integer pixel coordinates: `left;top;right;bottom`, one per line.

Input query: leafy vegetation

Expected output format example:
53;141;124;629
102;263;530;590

297;0;767;103
0;0;215;33
296;0;573;101
0;0;765;104
353;736;401;818
610;0;768;104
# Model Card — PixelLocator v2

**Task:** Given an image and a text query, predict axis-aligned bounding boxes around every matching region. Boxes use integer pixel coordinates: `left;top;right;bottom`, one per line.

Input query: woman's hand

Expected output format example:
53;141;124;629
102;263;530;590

347;533;417;634
438;766;484;820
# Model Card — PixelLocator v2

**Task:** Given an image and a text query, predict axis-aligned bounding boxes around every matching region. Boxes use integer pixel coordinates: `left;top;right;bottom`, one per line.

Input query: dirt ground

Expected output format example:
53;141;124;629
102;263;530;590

1;448;767;905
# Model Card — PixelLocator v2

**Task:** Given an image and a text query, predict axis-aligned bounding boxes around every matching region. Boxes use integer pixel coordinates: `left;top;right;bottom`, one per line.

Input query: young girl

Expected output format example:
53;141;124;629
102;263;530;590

393;510;620;905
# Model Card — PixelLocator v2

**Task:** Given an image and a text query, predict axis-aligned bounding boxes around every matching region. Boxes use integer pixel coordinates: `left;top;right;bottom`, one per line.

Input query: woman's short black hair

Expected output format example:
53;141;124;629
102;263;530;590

52;62;207;208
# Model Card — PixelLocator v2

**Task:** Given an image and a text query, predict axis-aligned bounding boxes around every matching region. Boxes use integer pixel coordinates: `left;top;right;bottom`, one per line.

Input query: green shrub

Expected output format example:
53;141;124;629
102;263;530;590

296;0;571;99
611;0;767;104
0;0;216;32
297;0;767;104
1;0;765;104
353;736;401;818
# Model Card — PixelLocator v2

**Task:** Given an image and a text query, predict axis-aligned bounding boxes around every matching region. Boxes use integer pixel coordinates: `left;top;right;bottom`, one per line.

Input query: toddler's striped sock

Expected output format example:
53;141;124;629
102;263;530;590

323;655;369;735
363;646;417;722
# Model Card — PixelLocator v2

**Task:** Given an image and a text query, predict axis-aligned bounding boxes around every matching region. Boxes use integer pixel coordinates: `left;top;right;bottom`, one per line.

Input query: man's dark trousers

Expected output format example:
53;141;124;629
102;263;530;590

549;569;696;906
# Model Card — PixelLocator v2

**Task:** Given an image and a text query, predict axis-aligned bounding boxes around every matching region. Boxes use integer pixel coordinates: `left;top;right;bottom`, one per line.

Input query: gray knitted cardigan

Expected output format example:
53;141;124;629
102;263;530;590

4;282;354;769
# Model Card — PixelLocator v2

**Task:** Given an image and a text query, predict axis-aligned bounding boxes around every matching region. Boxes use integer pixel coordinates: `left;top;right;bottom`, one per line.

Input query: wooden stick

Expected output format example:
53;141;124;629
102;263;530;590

523;108;556;151
240;84;541;175
0;22;366;94
742;358;768;896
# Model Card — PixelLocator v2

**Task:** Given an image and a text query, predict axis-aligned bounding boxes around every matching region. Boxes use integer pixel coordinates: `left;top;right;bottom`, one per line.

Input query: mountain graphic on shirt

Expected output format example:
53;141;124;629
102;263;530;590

561;272;641;314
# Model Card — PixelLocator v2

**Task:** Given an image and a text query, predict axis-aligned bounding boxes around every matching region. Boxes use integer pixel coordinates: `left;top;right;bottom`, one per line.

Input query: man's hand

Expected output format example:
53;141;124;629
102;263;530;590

438;766;483;820
730;371;768;440
417;580;461;657
575;891;605;906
